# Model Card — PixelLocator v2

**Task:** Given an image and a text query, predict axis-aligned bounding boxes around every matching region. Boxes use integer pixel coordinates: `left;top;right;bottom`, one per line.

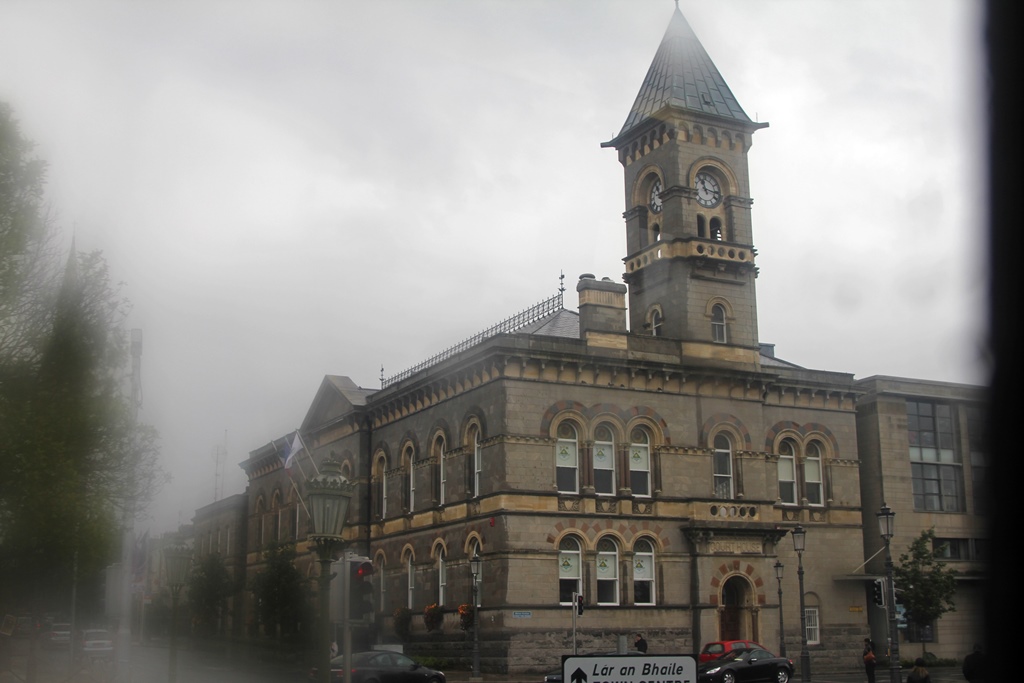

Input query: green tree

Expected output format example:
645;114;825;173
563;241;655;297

893;529;958;654
188;553;235;637
250;543;308;640
0;102;164;612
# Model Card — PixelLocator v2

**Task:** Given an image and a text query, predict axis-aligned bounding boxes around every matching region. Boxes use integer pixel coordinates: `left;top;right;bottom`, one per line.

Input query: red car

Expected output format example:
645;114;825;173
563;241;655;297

699;640;765;663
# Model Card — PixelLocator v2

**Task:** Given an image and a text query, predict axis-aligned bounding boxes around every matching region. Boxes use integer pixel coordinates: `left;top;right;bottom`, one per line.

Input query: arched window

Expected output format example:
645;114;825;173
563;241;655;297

713;433;734;499
556;422;579;494
629;428;651;497
373;452;388;519
633;539;655;606
710;217;723;241
777;438;827;506
778;439;797;504
805;441;824;506
255;498;265;547
596;537;619;606
467;424;482;498
697;214;707;238
375;556;386;613
270;491;281;542
649;307;663;337
437;548;446;606
558;536;582;605
433;434;446;506
593;424;616;496
402;444;415;513
711;304;728;343
406;555;415;609
470;539;482;607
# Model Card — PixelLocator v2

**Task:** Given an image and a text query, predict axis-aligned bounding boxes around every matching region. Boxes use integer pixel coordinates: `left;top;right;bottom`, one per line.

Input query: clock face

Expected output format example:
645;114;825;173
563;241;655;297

695;172;722;208
648;180;663;214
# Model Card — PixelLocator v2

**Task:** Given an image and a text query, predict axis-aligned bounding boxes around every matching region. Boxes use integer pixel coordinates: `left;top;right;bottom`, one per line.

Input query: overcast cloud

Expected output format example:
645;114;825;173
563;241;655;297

0;0;986;532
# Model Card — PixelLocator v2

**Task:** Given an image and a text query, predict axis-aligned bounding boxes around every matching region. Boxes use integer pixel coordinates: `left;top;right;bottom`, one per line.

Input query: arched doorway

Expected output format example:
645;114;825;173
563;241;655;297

720;575;756;641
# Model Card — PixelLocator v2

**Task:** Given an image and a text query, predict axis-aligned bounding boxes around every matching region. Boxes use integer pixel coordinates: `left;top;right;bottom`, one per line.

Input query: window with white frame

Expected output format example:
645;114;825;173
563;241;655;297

713;433;733;499
908;400;962;512
596;538;619;605
805;440;824;505
437;549;446;605
373;453;387;519
630;428;651;496
403;445;415;513
711;303;727;343
556;422;579;494
377;559;386;612
778;439;797;504
558;536;582;604
434;435;446;506
804;607;820;645
470;539;482;607
406;556;414;609
469;425;482;498
594;424;616;496
633;539;655;605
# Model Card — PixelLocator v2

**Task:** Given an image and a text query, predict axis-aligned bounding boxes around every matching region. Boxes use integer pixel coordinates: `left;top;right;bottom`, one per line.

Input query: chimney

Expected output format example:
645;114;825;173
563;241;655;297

577;274;628;339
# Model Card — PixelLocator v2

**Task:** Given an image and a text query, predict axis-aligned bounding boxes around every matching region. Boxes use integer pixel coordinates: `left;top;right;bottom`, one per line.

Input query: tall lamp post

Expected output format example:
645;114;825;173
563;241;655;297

877;504;901;683
307;457;355;683
470;551;482;680
791;525;811;682
774;560;786;657
164;544;191;683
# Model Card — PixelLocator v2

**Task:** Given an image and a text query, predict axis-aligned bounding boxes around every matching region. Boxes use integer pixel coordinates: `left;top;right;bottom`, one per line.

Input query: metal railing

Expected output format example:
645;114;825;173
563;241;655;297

382;291;564;387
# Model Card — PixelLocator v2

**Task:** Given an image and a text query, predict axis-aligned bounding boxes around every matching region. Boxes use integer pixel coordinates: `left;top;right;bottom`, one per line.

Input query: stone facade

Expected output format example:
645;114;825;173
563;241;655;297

856;376;986;662
223;6;984;676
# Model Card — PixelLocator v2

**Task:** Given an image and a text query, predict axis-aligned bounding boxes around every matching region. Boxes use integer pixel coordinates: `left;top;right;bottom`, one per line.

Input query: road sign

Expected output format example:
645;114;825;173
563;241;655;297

563;655;697;683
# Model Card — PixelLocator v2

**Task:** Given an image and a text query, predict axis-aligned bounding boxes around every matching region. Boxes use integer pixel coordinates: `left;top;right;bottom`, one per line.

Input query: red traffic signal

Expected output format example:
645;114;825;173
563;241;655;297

350;561;375;620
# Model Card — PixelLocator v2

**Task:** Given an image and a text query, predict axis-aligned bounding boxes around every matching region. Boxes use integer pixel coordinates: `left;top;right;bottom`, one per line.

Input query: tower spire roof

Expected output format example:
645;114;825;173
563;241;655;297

614;7;756;141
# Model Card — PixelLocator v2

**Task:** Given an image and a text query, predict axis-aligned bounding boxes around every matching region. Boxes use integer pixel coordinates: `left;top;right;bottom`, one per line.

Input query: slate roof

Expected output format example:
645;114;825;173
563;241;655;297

616;7;754;140
514;307;580;339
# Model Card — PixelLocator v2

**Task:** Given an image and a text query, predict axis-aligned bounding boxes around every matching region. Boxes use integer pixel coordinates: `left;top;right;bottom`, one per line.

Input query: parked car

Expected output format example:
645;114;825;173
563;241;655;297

699;640;764;663
308;651;445;683
78;629;115;660
14;616;36;638
697;647;794;683
43;623;72;649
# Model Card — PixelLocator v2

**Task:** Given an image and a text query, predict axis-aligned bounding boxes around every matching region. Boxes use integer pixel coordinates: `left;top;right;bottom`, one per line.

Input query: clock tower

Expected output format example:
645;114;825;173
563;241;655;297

603;7;767;365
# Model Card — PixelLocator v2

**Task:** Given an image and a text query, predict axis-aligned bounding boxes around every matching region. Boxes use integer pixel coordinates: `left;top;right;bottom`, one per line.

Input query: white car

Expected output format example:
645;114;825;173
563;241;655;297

78;629;115;660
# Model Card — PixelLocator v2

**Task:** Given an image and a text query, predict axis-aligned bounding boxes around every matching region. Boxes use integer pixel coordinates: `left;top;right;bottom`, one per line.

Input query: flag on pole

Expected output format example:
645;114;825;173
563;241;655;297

282;432;303;473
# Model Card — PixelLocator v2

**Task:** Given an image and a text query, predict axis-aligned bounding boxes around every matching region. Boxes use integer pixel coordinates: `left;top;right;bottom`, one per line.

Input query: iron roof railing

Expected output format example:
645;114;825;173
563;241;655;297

382;291;564;388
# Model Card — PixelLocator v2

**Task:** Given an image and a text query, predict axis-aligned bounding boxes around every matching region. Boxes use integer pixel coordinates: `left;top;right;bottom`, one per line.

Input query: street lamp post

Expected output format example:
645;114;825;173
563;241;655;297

164;544;191;683
877;504;901;683
791;525;810;682
470;551;482;680
307;456;355;683
774;560;786;657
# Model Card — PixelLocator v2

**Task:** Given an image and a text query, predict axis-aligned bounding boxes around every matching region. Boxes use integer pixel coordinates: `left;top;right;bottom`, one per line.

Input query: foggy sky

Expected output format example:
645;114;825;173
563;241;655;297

0;0;986;533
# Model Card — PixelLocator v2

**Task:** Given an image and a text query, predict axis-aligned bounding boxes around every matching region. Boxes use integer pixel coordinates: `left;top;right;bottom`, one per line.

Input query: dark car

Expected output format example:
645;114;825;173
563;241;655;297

308;650;445;683
699;640;764;663
697;647;794;683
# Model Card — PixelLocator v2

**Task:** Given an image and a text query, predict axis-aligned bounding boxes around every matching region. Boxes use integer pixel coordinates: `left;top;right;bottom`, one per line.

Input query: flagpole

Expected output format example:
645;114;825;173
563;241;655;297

295;430;321;476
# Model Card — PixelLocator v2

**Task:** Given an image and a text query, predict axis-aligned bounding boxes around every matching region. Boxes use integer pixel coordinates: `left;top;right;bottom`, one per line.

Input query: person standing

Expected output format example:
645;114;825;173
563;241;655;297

907;657;932;683
634;633;648;653
862;638;877;683
962;644;986;682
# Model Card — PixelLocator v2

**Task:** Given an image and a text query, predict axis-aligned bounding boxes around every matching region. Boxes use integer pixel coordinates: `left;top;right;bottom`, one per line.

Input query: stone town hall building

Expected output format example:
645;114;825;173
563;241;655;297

205;7;985;674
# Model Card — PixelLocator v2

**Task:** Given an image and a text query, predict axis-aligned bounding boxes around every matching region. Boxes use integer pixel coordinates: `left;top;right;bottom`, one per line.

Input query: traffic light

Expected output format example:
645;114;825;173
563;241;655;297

871;579;885;607
576;594;584;616
350;561;375;620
